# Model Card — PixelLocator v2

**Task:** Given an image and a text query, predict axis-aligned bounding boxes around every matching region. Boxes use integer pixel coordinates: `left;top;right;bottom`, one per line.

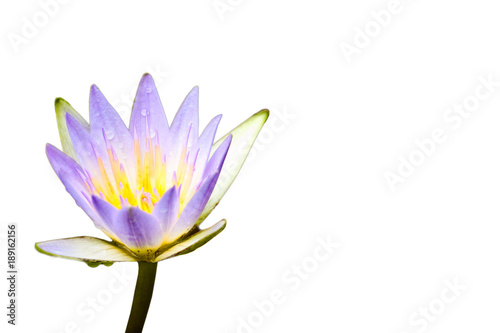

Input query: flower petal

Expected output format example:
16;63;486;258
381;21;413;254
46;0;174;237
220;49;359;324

35;236;137;265
184;134;232;202
130;73;169;153
167;172;221;243
196;110;269;226
89;85;136;187
91;195;121;239
154;219;226;262
45;144;102;226
202;134;232;179
190;114;222;184
165;86;199;174
113;207;163;256
54;98;89;161
66;113;114;185
151;185;180;235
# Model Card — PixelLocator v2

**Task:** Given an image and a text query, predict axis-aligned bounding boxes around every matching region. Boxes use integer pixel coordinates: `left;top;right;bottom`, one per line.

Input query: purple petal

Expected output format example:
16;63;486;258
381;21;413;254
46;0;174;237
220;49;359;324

151;185;180;235
190;114;222;184
202;134;232;179
89;85;136;187
66;113;112;180
165;86;199;173
46;144;102;226
47;143;85;178
167;172;220;242
91;196;120;238
130;74;169;153
114;207;163;253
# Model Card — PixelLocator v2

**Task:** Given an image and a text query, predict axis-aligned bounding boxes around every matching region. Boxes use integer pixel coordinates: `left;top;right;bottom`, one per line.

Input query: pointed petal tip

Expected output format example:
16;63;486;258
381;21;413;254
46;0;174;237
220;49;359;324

90;194;104;208
64;111;77;125
45;143;68;163
45;143;58;157
137;73;159;92
90;84;102;97
220;132;233;152
54;97;66;107
185;85;199;97
139;73;154;86
34;241;47;255
256;109;270;121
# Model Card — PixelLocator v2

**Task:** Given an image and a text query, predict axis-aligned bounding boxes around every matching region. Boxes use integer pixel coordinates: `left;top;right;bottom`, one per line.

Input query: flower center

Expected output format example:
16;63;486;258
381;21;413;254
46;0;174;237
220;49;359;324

84;122;198;214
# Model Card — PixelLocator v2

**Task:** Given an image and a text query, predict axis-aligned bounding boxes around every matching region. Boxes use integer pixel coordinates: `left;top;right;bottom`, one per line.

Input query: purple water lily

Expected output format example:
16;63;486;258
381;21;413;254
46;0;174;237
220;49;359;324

36;74;268;264
35;74;268;332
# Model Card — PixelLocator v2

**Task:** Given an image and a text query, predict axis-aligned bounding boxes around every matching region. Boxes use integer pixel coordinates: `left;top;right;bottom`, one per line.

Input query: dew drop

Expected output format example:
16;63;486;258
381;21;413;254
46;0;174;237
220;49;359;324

105;131;115;140
146;87;153;94
150;129;156;138
141;109;149;116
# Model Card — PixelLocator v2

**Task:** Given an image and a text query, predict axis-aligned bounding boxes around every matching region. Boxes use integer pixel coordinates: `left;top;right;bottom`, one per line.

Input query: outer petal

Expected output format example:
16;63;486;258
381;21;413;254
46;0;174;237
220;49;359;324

151;185;180;235
167;172;221;243
35;236;137;265
89;85;136;187
91;196;121;240
113;207;163;257
130;73;169;153
196;110;269;226
45;144;102;226
154;219;226;262
55;98;89;161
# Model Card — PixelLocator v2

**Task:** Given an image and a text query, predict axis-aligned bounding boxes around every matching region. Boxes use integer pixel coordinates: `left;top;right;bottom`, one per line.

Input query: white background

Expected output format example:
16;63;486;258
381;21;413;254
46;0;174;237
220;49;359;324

2;0;500;332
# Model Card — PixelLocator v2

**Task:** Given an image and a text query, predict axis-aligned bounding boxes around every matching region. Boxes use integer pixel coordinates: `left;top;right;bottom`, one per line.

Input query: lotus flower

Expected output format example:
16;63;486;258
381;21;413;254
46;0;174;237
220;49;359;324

35;74;268;265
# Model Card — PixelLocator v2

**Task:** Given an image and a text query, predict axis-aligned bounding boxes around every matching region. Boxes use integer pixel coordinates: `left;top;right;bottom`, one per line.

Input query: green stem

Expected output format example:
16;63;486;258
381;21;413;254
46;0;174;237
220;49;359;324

125;262;158;333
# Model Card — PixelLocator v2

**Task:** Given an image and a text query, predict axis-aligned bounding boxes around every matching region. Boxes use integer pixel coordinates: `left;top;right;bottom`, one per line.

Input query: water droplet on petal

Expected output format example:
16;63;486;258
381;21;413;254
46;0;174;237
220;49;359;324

105;131;115;140
146;87;153;94
141;109;149;116
150;129;156;138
